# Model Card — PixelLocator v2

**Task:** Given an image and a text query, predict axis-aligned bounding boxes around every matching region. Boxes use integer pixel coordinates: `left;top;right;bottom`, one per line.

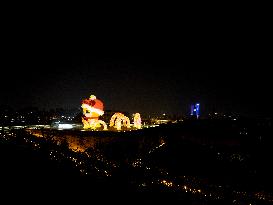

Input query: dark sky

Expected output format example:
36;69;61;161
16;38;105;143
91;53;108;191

1;16;271;117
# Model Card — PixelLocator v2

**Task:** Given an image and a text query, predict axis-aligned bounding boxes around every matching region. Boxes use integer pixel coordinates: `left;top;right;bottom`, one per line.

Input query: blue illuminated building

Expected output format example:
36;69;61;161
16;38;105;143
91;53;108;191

190;103;200;118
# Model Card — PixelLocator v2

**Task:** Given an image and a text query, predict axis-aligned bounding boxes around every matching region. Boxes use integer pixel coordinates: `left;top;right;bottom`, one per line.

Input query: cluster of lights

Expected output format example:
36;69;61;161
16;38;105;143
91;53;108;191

5;128;116;177
182;185;202;194
254;192;273;202
161;180;173;187
157;178;223;200
148;139;166;154
132;158;142;168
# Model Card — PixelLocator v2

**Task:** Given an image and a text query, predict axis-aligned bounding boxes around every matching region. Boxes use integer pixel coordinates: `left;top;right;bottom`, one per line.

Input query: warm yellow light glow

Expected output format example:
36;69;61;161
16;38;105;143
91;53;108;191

82;118;108;130
161;179;173;187
133;113;141;129
110;113;131;130
97;120;107;130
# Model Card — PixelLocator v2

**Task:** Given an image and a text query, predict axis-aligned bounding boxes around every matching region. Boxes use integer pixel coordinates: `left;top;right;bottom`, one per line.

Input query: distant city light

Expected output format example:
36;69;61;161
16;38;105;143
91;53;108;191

58;124;73;129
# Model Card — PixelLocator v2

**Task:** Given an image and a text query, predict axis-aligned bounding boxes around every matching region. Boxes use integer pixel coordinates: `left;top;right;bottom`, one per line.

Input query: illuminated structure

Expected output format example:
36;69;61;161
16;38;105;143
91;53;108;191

81;94;143;131
190;103;200;119
109;113;131;130
81;95;107;130
133;113;141;129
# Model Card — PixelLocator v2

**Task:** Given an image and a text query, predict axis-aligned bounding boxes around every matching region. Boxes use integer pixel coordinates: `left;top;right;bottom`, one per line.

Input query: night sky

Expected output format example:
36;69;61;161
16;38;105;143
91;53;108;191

1;17;271;117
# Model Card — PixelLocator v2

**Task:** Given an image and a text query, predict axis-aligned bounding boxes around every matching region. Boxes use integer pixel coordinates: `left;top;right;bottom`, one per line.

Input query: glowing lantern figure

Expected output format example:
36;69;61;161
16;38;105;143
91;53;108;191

133;113;141;129
81;95;107;130
110;113;131;130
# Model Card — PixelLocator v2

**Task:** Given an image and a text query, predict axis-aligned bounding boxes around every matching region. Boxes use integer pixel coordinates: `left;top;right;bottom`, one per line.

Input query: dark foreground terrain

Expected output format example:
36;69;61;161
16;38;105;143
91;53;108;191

1;118;272;204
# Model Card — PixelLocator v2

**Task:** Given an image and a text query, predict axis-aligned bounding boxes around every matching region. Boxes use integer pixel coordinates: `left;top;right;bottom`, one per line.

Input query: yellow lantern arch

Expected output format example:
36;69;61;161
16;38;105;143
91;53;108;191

110;113;131;130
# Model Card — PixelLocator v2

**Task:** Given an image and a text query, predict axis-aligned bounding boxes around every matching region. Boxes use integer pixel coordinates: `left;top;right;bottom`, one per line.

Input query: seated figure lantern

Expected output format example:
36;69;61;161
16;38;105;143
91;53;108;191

81;95;107;130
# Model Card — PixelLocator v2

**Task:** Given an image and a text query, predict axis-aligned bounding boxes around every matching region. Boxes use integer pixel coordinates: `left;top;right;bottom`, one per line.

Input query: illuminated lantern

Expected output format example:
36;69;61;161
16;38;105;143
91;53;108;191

115;118;122;130
96;120;108;130
110;113;131;130
133;113;141;129
81;95;107;130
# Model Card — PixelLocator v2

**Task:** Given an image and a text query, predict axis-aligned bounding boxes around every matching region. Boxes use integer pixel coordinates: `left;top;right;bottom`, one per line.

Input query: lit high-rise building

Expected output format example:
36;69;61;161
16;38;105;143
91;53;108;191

190;103;200;118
